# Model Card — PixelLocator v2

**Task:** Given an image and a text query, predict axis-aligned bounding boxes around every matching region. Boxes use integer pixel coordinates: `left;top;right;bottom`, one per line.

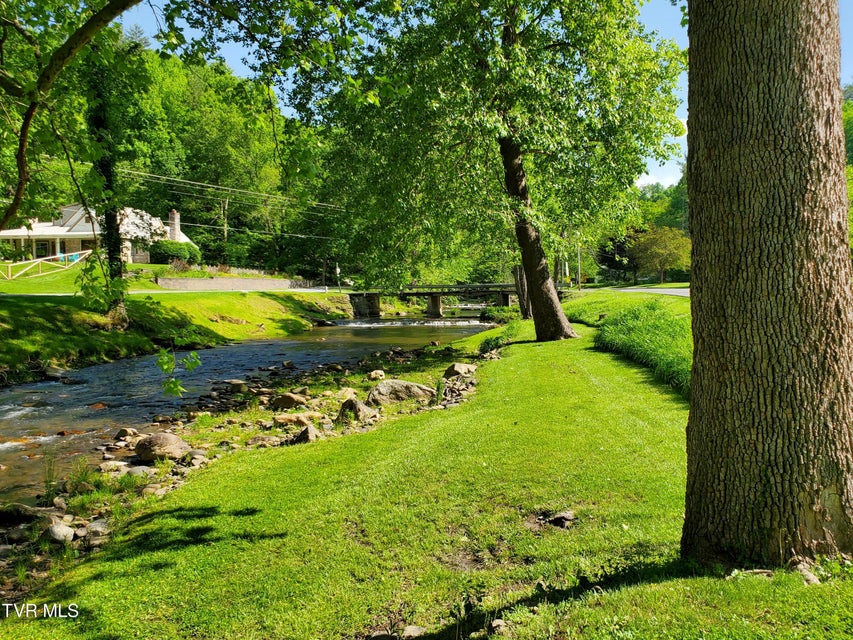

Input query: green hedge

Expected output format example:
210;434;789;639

149;240;202;265
594;300;692;398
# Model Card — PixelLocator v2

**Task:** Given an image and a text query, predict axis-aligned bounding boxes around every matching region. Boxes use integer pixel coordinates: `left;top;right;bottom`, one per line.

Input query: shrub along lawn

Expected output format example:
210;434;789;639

6;322;852;639
565;290;692;398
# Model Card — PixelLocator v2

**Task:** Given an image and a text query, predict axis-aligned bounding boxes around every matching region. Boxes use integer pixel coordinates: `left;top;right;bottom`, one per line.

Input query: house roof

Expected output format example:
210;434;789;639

0;205;195;245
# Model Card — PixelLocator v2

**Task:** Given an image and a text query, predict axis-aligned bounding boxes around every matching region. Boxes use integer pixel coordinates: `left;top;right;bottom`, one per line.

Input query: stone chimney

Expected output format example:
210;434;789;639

168;209;180;241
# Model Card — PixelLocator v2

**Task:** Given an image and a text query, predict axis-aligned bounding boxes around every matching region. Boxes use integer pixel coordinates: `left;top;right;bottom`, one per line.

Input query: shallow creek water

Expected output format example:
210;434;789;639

0;319;488;503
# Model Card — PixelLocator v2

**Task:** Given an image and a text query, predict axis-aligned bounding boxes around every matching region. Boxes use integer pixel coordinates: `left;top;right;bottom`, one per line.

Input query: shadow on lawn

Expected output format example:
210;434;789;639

35;504;283;606
257;291;347;335
412;558;712;640
107;504;285;556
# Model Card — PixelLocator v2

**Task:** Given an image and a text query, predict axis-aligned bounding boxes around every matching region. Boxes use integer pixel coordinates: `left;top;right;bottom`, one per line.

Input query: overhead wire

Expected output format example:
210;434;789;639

177;221;333;240
117;168;347;212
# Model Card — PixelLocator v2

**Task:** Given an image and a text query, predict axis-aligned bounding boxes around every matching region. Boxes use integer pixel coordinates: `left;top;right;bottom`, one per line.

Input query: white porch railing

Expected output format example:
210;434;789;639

0;250;93;280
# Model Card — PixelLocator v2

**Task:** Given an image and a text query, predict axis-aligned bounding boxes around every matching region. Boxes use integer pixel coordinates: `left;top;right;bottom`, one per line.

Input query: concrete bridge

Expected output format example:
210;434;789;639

349;283;522;318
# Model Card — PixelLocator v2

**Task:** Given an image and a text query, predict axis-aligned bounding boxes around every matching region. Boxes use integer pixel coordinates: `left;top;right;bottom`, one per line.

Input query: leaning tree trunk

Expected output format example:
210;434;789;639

498;136;577;341
682;0;853;564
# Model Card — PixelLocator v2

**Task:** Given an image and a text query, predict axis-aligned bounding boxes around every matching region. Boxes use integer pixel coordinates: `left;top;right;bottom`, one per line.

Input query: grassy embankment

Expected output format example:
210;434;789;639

5;290;853;638
0;263;353;385
564;290;692;397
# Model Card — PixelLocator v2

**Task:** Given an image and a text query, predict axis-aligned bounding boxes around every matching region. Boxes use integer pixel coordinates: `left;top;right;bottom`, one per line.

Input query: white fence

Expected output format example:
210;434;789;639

0;250;93;280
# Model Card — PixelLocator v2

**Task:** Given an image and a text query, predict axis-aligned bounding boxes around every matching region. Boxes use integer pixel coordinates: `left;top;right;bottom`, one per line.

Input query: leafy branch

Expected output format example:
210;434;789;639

156;349;201;397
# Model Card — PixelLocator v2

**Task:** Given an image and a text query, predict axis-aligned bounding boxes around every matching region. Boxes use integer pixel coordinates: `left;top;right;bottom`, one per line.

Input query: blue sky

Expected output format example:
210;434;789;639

123;1;853;187
638;0;853;185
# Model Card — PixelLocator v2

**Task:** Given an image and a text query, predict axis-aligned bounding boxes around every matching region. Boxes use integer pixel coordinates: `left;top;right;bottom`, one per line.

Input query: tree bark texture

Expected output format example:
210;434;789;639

683;0;853;564
498;136;577;341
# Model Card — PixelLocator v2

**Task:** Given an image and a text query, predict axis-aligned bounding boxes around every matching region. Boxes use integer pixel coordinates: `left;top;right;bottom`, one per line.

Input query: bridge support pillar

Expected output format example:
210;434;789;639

349;293;382;318
496;292;512;307
426;294;443;318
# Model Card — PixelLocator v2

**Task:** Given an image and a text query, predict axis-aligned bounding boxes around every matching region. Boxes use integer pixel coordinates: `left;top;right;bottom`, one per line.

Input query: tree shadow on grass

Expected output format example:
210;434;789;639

584;344;690;408
412;557;714;640
103;504;284;556
125;296;228;349
33;504;284;607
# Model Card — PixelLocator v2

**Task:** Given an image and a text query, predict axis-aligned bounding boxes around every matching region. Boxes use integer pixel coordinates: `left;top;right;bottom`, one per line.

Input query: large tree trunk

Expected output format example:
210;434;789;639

682;0;853;564
498;136;577;341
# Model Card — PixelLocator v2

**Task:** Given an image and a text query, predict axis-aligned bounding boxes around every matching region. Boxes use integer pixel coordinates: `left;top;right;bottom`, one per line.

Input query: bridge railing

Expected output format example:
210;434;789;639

398;283;516;295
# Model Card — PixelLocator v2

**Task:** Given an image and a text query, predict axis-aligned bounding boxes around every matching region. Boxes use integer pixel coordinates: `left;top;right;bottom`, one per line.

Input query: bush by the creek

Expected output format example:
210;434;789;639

479;319;522;354
149;240;202;265
594;300;692;398
480;306;521;324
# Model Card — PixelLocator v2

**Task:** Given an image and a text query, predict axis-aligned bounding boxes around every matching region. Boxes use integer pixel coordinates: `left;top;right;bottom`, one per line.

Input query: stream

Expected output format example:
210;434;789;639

0;319;488;503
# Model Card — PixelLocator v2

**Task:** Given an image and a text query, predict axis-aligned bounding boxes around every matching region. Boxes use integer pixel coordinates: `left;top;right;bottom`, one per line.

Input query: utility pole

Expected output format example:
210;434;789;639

221;197;229;242
577;243;582;290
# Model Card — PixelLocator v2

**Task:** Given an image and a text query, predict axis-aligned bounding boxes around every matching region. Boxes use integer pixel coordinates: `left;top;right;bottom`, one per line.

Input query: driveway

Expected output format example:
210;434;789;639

616;287;690;297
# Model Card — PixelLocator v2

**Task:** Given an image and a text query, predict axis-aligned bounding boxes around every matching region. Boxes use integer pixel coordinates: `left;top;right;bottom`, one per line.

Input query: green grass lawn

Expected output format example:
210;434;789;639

0;262;164;295
0;289;352;385
563;290;693;398
5;322;851;639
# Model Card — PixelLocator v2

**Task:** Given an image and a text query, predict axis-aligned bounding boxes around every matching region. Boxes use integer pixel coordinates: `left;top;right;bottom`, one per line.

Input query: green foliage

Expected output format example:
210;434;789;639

149;240;202;265
594;300;692;397
321;0;685;287
628;226;692;283
843;99;853;165
74;251;129;314
66;457;101;492
156;348;202;397
479;306;521;325
478;319;521;354
40;447;59;505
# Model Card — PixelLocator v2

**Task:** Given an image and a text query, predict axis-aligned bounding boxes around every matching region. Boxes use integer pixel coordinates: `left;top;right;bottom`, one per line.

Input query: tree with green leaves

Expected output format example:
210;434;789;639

0;0;143;230
628;225;690;283
683;0;853;564
322;0;684;341
0;0;399;232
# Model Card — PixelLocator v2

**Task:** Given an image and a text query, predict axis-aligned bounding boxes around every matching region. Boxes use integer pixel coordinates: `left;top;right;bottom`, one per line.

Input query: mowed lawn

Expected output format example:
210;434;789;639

5;326;852;638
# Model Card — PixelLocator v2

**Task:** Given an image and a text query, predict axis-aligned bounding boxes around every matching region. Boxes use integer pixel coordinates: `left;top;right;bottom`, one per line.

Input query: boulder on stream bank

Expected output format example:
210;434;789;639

337;398;378;424
135;433;192;462
366;380;436;406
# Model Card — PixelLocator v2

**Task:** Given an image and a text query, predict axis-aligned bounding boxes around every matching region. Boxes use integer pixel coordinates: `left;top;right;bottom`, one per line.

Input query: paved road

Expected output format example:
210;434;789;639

0;288;339;296
616;287;690;297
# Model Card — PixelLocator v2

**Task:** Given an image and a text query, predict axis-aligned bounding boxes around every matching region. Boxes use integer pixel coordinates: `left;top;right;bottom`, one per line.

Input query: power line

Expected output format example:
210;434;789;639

164;187;333;224
117;168;347;212
178;221;334;240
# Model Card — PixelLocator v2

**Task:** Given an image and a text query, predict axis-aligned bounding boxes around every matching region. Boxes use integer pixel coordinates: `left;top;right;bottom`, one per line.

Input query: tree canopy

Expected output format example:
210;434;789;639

317;0;683;338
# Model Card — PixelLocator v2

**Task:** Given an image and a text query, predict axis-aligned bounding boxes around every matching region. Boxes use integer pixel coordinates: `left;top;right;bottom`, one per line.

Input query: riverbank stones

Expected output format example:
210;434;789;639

336;398;378;424
366;380;436;406
270;392;308;410
135;433;192;462
443;362;477;378
44;523;75;545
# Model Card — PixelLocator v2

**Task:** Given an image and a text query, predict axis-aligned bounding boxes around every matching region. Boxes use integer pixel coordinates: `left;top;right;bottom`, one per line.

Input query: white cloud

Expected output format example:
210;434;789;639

636;171;682;187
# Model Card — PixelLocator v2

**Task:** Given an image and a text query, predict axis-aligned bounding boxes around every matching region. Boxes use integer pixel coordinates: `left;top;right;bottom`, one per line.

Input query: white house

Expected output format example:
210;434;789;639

0;205;194;263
